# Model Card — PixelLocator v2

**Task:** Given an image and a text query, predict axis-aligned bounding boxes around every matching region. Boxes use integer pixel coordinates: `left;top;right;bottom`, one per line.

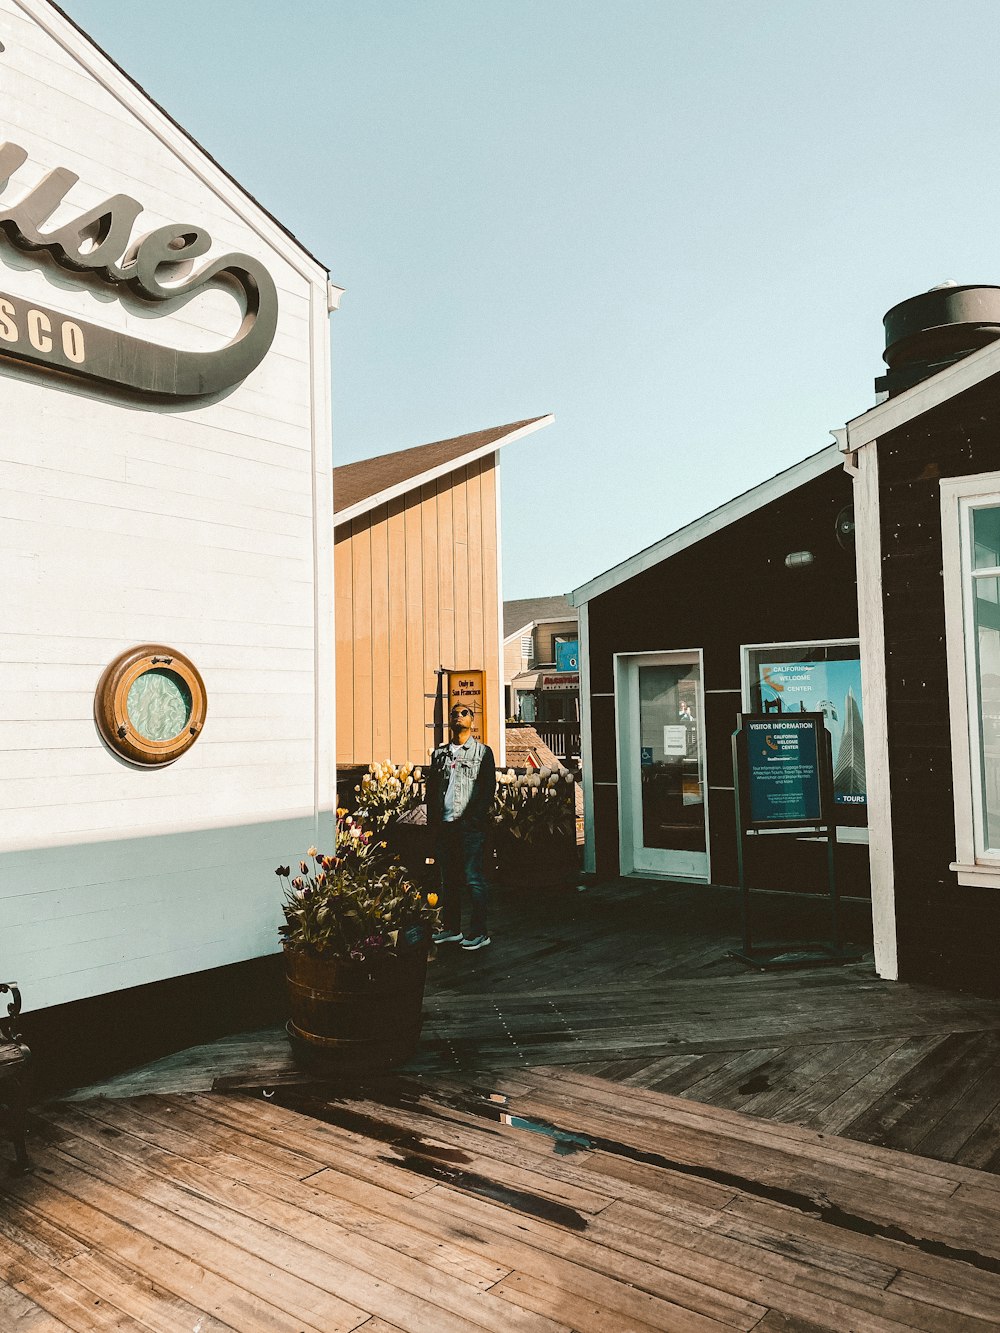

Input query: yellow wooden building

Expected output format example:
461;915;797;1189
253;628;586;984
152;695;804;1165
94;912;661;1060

334;416;552;769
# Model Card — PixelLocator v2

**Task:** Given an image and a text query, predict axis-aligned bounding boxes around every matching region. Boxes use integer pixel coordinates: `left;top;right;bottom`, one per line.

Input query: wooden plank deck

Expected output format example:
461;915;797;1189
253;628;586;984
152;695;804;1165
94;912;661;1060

4;1069;1000;1330
57;881;1000;1178
5;878;1000;1327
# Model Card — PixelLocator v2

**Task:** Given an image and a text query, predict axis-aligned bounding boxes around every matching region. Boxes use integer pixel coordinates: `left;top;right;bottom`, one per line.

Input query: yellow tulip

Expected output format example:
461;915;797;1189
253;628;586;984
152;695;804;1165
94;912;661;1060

427;892;439;907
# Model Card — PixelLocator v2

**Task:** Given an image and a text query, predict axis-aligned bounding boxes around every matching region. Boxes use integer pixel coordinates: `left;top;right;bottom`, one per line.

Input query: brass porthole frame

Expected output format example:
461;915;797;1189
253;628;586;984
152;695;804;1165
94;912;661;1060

95;644;207;767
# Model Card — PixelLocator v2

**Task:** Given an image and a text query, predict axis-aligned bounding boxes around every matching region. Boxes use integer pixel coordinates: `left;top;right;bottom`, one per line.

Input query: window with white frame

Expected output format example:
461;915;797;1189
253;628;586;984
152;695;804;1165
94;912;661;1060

941;474;1000;881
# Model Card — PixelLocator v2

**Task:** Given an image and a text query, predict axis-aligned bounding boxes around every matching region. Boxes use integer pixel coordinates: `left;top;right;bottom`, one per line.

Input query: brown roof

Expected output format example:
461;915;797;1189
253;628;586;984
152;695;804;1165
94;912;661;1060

334;417;549;517
503;595;577;639
503;725;565;773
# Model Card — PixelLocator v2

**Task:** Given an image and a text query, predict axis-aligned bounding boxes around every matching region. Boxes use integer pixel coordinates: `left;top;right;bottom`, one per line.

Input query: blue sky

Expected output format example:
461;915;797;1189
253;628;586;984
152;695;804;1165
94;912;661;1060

61;1;1000;597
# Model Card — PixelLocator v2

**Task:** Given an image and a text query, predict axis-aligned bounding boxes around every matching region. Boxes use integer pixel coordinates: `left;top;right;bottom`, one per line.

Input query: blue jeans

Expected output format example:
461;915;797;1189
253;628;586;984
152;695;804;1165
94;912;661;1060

437;824;488;938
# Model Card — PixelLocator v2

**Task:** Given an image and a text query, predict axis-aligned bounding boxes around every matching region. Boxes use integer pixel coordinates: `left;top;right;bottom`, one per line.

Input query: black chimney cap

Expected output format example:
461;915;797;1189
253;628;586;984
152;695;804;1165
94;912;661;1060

876;284;1000;397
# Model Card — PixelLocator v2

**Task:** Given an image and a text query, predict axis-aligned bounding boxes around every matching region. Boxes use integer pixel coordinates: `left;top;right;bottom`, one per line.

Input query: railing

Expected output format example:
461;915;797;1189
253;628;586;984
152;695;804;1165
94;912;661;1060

527;720;581;763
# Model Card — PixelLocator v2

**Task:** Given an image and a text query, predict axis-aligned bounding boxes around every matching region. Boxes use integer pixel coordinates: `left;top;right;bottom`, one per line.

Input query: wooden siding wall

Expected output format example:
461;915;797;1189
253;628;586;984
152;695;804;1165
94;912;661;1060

502;634;523;685
336;456;500;767
586;466;869;895
503;619;578;684
0;0;335;1013
877;378;1000;997
533;621;578;665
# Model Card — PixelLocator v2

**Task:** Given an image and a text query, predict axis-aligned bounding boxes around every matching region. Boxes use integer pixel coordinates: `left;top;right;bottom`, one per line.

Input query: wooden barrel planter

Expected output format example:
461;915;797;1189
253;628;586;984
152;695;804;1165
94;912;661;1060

284;939;429;1075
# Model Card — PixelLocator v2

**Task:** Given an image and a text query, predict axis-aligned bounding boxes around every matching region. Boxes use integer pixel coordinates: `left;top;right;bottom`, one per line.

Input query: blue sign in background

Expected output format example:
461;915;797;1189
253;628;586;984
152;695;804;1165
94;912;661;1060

556;639;579;672
746;717;823;825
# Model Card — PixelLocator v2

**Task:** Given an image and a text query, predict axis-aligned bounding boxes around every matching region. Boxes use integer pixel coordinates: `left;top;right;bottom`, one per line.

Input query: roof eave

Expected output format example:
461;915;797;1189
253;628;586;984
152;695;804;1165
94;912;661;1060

569;442;842;607
36;0;332;278
839;338;1000;452
334;414;554;525
502;613;578;644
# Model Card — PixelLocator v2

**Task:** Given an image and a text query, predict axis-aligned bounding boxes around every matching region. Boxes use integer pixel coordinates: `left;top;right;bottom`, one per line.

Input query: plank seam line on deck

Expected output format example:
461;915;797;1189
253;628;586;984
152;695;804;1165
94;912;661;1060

398;1086;1000;1279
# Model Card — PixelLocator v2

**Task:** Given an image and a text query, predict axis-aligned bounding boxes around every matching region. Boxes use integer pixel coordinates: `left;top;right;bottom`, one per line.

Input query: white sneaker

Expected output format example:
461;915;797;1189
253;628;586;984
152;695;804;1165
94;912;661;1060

432;929;464;945
461;935;491;951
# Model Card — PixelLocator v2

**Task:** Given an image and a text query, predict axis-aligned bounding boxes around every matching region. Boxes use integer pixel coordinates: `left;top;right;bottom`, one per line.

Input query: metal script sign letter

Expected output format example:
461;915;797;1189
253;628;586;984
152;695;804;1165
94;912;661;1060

0;140;279;398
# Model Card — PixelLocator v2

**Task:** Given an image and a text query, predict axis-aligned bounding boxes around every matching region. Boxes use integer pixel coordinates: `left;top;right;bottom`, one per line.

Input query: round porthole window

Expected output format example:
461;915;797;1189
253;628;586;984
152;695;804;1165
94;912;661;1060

95;645;207;766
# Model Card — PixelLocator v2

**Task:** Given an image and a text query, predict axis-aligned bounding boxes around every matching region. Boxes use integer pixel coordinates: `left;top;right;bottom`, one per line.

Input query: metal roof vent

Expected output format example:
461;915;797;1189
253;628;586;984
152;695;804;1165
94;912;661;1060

876;282;1000;398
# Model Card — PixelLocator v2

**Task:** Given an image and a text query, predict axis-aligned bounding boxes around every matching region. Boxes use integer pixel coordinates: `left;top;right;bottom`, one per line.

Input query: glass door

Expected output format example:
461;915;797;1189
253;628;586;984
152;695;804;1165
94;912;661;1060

618;651;709;880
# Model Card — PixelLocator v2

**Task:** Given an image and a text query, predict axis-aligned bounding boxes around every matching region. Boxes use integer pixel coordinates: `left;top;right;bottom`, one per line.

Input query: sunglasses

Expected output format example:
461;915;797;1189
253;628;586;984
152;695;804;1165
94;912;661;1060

450;708;472;717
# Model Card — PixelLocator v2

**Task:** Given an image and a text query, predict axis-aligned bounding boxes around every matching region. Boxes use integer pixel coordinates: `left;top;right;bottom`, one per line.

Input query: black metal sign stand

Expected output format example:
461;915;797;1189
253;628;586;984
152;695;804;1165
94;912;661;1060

731;713;862;969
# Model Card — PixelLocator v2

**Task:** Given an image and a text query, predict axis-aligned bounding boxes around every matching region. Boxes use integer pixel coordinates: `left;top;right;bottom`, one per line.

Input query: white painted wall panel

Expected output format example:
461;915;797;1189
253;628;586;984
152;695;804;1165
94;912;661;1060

0;0;336;1010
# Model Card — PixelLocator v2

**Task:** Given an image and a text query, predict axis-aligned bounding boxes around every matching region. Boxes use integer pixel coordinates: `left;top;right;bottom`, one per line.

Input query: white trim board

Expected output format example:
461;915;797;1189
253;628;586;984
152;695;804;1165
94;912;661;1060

570;444;841;606
853;444;898;979
838;338;1000;453
940;470;1000;889
503;614;579;647
578;600;596;874
334;416;554;527
495;448;507;768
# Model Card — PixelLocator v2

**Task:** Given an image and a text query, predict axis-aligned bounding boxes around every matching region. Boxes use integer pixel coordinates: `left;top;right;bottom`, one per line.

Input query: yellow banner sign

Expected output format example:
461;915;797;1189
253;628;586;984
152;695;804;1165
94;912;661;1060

448;670;486;744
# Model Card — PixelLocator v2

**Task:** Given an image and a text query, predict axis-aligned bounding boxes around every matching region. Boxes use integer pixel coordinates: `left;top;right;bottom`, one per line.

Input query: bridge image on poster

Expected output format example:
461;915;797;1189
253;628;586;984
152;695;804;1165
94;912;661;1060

758;660;865;805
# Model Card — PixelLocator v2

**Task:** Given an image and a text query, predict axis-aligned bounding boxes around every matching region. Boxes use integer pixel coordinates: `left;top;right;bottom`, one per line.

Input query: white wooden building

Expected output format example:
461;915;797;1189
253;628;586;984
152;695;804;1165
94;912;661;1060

0;0;338;1074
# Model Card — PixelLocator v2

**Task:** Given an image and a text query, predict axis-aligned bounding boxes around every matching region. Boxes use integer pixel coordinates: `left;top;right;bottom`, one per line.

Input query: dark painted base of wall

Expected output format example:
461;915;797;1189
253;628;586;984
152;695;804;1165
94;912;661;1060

898;894;1000;1001
18;953;287;1097
899;957;1000;1001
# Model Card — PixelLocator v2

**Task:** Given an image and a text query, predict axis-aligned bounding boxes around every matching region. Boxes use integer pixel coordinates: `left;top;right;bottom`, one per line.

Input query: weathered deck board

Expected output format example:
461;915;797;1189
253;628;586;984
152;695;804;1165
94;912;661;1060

5;1072;1000;1328
45;879;1000;1191
0;1282;73;1332
7;879;1000;1327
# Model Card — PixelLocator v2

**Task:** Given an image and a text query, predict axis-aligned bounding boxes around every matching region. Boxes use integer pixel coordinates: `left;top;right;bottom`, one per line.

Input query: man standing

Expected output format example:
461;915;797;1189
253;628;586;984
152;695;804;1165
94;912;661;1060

426;703;496;951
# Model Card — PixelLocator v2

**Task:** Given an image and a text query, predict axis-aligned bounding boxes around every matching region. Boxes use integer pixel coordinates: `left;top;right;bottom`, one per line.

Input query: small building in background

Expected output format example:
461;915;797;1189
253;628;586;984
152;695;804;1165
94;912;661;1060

334;417;552;774
503;595;580;764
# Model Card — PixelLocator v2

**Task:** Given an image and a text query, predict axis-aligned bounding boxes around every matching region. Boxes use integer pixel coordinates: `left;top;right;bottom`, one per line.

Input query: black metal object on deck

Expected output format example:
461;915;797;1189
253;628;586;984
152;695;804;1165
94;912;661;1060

0;982;32;1172
730;713;862;970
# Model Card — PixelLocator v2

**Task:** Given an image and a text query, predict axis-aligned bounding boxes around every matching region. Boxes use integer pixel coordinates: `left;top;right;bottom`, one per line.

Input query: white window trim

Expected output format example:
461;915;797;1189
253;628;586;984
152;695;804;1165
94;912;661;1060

613;649;711;883
941;471;1000;888
739;637;868;845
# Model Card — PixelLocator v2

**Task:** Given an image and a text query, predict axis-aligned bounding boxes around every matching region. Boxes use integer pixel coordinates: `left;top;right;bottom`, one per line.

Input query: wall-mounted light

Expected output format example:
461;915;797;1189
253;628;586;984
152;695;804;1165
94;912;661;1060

784;551;815;569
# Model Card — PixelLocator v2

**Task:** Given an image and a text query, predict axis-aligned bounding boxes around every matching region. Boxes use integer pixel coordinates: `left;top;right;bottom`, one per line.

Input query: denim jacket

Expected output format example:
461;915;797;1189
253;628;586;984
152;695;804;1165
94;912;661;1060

426;739;496;832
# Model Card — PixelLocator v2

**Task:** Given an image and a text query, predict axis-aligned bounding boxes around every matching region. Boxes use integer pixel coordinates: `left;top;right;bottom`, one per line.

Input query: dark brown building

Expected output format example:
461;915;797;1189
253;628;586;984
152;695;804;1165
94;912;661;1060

574;283;1000;999
839;284;1000;996
572;443;869;902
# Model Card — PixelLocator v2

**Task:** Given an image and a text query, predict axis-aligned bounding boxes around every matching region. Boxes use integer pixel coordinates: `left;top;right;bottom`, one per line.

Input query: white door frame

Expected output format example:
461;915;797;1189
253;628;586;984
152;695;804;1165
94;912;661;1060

614;649;711;882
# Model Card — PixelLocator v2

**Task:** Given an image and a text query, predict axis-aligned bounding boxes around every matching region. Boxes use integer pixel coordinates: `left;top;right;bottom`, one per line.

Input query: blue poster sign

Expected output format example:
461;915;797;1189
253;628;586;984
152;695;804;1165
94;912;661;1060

745;716;824;826
640;746;653;766
556;639;579;672
757;658;865;805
